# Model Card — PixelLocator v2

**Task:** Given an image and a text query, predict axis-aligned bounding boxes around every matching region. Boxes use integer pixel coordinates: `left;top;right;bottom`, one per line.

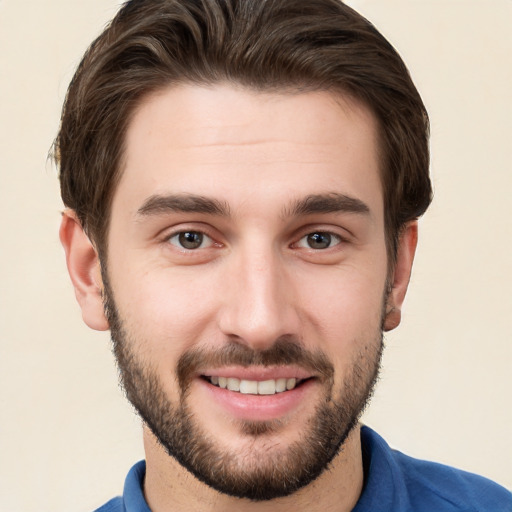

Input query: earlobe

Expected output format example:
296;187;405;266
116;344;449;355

59;210;110;331
383;221;418;332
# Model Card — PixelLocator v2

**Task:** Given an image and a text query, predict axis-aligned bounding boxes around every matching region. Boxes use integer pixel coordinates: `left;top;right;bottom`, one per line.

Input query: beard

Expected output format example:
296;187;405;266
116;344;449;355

103;275;383;501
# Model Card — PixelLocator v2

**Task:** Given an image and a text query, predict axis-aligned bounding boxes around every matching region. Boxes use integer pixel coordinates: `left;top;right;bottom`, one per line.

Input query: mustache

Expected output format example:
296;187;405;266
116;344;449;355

177;337;334;391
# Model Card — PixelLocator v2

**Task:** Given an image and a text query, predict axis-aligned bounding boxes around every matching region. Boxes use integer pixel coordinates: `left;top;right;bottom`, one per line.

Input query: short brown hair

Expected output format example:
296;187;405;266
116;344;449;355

54;0;432;260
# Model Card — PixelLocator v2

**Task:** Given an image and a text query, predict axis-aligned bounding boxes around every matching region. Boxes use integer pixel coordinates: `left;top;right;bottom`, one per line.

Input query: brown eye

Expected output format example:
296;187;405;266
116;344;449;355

296;232;341;250
169;231;210;250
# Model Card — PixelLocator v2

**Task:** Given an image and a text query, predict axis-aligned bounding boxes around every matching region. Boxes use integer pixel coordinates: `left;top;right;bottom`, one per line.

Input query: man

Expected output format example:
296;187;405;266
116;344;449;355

55;0;512;510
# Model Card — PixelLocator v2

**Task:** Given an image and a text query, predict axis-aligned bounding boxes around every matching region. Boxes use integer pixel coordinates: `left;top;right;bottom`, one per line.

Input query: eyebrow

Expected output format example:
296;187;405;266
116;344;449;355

136;194;231;217
135;192;370;220
283;193;370;218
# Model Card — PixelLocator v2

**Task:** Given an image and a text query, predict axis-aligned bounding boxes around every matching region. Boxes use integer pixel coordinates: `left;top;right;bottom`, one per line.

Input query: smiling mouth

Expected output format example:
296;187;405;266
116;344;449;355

202;376;309;395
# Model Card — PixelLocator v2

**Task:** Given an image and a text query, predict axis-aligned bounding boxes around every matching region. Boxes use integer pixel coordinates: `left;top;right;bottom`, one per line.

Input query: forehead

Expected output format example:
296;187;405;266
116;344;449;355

114;83;382;218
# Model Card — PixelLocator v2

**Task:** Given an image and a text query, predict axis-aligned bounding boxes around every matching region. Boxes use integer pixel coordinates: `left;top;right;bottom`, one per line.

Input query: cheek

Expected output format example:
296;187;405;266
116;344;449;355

110;265;220;371
301;263;387;317
296;264;386;351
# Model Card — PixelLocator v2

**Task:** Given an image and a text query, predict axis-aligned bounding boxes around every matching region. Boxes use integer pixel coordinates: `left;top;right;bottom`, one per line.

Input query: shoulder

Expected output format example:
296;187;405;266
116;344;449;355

393;447;512;511
92;460;149;512
93;497;123;512
357;426;512;512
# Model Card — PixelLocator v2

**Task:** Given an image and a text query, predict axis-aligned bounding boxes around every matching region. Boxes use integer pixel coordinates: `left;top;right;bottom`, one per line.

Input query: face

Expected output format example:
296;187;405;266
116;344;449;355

101;84;391;499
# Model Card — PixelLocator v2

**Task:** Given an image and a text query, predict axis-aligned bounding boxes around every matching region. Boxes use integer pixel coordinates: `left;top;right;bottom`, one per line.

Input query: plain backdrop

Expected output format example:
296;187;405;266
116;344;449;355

0;1;510;510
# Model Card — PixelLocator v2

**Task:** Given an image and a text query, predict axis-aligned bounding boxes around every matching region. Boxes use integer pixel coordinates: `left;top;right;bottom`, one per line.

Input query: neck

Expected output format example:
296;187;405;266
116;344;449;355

143;424;364;512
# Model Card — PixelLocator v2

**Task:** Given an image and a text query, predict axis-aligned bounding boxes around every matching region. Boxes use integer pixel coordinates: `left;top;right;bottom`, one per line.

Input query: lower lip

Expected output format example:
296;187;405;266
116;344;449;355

198;378;317;422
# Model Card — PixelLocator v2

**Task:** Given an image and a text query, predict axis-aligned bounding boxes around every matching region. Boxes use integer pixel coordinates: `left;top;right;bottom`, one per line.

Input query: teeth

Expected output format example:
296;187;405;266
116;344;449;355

240;380;258;394
258;380;276;395
209;376;300;395
275;378;287;393
227;378;240;392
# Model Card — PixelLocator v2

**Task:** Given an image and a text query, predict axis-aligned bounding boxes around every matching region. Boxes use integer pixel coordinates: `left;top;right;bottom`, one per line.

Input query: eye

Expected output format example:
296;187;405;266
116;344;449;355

168;231;213;250
296;231;342;250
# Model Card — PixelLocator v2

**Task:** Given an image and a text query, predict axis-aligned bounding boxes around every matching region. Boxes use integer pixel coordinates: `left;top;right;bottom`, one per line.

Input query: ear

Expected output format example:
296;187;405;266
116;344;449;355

59;210;109;331
383;221;418;332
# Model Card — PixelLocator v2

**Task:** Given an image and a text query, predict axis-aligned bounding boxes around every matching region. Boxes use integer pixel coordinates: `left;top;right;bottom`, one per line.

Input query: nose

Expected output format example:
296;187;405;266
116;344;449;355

217;245;300;350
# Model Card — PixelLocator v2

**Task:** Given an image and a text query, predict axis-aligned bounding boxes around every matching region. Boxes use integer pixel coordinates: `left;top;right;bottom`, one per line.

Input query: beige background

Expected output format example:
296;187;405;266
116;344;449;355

0;0;510;510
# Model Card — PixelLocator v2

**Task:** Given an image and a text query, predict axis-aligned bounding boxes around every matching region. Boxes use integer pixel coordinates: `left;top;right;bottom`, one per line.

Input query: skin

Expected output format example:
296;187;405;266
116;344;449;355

60;84;417;512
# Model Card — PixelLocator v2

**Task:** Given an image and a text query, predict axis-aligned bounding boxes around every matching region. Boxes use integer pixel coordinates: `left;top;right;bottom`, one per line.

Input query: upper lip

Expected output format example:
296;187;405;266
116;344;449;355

199;366;314;381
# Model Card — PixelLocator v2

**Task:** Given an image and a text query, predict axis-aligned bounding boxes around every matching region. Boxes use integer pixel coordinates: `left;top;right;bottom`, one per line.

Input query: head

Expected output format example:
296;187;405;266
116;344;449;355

55;0;431;264
57;0;431;502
